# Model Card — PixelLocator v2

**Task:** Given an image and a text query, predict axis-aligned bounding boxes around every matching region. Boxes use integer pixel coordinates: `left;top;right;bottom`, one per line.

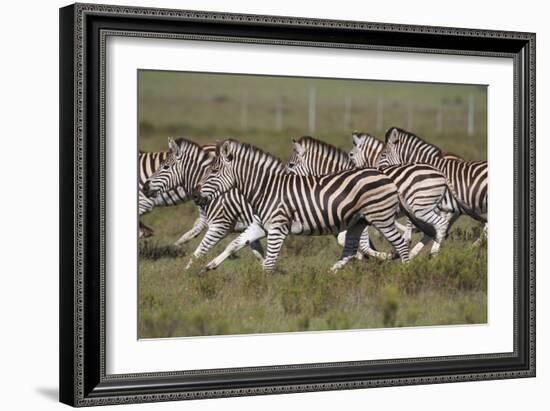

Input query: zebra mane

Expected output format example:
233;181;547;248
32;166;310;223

169;137;217;160
296;135;348;156
217;138;285;170
384;127;443;157
173;137;202;151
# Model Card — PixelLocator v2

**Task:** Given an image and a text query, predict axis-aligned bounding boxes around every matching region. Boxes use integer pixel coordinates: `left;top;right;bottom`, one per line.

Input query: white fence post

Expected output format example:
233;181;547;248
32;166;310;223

308;87;316;134
467;93;475;136
343;94;352;132
376;96;384;131
240;91;248;130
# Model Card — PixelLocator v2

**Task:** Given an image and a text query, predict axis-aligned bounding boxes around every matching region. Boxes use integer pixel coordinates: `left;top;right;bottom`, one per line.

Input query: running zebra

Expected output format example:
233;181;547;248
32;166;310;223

378;127;487;244
287;137;390;260
289;136;450;257
144;137;264;268
195;139;409;272
349;132;461;238
138;150;191;238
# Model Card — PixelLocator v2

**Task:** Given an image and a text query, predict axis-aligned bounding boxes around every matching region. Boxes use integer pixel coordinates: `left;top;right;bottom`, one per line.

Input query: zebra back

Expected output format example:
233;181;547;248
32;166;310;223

287;136;354;176
442;152;464;161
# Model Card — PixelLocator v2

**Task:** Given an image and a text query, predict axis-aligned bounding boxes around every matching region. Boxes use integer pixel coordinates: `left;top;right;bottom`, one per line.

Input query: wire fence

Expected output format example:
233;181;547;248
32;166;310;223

233;88;482;137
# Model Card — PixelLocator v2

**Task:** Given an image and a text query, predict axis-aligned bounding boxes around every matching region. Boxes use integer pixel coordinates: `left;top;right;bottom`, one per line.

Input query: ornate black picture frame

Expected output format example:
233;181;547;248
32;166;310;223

59;3;535;407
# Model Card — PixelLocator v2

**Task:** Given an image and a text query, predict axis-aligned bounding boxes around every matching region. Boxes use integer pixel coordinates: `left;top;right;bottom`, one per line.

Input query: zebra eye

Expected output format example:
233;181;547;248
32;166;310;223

162;164;170;170
288;162;295;168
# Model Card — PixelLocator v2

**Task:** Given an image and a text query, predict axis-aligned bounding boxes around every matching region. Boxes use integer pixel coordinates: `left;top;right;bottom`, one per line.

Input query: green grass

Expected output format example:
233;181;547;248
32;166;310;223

138;70;488;339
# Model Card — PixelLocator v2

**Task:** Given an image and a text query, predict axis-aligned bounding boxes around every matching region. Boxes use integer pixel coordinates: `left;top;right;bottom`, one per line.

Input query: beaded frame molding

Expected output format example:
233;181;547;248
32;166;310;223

59;3;535;407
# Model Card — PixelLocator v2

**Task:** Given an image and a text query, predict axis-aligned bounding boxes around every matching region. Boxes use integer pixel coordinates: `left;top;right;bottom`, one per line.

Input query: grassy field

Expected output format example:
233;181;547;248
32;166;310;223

138;70;488;339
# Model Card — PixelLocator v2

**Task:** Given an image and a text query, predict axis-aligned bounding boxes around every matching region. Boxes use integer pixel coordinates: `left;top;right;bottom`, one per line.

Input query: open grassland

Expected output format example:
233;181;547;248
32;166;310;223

138;71;487;338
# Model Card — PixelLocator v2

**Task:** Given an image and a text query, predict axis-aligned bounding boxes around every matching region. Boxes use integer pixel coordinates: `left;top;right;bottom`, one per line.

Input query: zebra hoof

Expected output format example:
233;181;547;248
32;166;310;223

202;264;217;273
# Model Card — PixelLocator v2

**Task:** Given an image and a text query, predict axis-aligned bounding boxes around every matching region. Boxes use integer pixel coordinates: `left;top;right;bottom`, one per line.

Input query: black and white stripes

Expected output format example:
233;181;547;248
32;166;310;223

378;127;488;238
144;138;264;268
140;126;486;272
290;135;450;257
196;140;409;272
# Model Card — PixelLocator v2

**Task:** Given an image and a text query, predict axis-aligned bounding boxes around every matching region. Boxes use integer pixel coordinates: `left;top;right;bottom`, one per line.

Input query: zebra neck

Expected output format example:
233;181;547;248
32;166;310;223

179;159;209;197
234;164;286;218
324;157;354;174
316;149;354;174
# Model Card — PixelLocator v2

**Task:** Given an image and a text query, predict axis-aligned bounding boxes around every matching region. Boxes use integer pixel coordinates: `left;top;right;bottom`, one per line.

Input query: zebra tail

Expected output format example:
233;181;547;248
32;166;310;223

397;194;436;239
444;181;487;224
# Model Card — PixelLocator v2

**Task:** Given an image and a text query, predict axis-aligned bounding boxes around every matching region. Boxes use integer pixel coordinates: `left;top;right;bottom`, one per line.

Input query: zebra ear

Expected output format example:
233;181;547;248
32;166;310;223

352;133;361;147
168;137;179;154
220;141;234;162
387;128;399;144
293;141;305;156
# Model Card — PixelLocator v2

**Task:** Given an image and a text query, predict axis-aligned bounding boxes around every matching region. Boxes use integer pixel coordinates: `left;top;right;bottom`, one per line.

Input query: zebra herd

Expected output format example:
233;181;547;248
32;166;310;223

140;127;488;273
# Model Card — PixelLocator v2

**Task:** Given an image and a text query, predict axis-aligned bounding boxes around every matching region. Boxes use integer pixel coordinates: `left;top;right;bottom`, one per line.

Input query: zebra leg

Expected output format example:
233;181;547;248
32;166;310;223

336;231;346;247
138;191;155;216
203;223;266;271
408;209;449;258
395;220;408;234
404;219;413;243
410;235;431;258
337;230;363;260
174;216;208;247
138;192;156;238
249;240;264;263
429;213;450;255
473;223;488;247
139;221;155;238
184;222;231;270
372;222;410;262
440;211;460;236
331;221;366;272
357;226;392;260
262;226;289;273
339;228;389;260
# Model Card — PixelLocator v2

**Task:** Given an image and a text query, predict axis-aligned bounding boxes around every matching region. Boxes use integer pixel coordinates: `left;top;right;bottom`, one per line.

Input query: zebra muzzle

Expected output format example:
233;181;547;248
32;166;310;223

143;181;157;197
192;188;208;206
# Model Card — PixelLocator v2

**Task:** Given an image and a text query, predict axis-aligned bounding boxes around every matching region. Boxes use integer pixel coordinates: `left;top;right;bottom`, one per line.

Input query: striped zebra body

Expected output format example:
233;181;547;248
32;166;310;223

144;138;263;268
196;139;409;272
292;135;449;257
287;137;388;260
378;127;488;243
350;131;469;227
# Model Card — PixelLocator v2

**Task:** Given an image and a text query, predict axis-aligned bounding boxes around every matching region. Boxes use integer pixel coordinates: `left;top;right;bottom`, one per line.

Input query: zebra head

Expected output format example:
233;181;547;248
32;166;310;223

285;138;308;175
349;131;384;168
195;140;237;206
144;137;212;199
378;127;442;168
286;136;353;176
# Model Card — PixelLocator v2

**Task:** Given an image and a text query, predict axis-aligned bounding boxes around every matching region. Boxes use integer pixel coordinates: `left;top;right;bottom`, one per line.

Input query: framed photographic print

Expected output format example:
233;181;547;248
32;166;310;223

59;2;536;407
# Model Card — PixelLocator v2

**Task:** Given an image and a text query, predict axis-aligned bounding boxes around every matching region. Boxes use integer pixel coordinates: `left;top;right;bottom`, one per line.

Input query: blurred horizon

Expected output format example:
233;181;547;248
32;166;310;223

138;70;487;162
